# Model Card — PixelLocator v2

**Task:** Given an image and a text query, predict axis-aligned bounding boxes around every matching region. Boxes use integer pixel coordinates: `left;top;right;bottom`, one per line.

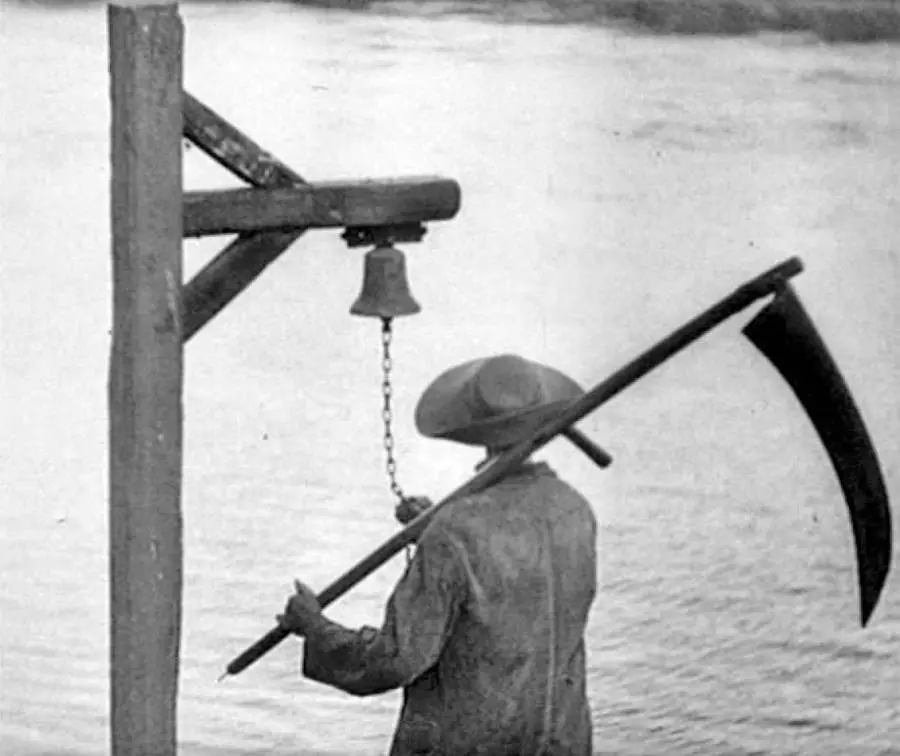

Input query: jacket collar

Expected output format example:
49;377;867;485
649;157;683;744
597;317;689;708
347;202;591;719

476;459;555;484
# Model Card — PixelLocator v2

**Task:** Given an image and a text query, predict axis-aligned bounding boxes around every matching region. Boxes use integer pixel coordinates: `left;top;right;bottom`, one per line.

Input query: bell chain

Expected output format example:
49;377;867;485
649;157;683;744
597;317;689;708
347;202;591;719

381;318;405;502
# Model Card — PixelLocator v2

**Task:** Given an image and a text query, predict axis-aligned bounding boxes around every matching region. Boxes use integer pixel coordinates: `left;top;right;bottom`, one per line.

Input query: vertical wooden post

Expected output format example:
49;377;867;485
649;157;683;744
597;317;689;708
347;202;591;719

108;5;183;755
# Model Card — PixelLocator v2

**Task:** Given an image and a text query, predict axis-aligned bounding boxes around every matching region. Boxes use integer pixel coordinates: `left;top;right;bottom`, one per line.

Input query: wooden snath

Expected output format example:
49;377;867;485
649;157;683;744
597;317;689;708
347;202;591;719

106;4;460;754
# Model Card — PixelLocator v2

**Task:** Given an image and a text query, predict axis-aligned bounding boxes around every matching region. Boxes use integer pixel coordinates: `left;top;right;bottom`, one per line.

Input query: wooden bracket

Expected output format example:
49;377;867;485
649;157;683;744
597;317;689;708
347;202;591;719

181;93;460;340
181;93;307;340
108;7;461;753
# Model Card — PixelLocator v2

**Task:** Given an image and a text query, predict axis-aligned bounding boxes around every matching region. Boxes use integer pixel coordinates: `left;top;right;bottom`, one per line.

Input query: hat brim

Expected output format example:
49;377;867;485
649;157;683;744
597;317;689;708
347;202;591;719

415;356;583;448
436;399;576;448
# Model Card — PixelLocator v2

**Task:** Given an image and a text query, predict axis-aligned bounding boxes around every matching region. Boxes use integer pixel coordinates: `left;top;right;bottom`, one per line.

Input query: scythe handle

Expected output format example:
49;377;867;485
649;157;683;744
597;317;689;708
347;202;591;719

223;256;804;677
563;428;613;468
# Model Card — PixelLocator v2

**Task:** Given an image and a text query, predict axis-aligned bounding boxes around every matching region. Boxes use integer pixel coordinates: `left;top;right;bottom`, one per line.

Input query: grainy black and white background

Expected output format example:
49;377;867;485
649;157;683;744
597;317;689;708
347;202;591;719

1;2;898;754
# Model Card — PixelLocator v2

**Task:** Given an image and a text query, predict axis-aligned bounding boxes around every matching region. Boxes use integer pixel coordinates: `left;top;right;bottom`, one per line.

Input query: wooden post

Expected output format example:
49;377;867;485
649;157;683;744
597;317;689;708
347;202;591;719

108;5;183;756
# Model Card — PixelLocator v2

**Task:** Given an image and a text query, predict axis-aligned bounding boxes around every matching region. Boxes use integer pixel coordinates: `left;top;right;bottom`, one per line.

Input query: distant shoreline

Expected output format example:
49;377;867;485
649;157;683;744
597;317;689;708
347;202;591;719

14;0;900;42
304;0;900;42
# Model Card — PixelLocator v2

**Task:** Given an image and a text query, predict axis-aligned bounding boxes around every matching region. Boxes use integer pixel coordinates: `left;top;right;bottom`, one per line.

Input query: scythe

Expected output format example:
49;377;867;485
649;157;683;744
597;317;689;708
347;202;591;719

222;258;891;679
742;284;892;627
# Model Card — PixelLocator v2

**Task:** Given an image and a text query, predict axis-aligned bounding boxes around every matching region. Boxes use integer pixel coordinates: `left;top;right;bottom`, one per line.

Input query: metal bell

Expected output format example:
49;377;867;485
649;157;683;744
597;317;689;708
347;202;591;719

350;244;421;318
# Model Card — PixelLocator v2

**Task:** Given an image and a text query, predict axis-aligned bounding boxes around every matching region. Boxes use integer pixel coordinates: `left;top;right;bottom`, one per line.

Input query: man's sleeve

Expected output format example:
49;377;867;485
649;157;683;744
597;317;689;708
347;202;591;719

301;523;466;696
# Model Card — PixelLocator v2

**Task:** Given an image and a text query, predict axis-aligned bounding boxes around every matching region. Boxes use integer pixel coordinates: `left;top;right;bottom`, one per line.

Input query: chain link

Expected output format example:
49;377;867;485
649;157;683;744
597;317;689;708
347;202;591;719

379;317;415;564
380;318;406;502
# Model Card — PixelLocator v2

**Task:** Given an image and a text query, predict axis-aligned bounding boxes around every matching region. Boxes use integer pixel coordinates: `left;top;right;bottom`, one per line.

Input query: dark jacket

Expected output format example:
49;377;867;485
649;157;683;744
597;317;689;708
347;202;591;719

302;462;597;755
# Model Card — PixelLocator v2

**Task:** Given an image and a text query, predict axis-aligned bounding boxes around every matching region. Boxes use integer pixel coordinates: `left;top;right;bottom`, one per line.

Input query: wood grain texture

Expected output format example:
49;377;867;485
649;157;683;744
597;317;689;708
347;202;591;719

183;229;301;341
182;92;303;187
108;6;183;755
182;178;462;237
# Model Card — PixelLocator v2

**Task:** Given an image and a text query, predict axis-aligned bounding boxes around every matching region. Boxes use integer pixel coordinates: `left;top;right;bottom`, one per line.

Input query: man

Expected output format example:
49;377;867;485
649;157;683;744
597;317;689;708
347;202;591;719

279;354;598;755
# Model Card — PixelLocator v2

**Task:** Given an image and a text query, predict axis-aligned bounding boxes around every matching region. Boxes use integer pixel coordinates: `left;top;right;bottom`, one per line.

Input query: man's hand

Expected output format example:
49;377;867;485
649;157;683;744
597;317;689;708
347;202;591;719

395;496;434;526
277;579;322;636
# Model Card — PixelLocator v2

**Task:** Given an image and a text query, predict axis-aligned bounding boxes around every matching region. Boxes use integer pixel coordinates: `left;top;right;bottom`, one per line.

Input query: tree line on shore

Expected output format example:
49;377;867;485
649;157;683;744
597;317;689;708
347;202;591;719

17;0;900;42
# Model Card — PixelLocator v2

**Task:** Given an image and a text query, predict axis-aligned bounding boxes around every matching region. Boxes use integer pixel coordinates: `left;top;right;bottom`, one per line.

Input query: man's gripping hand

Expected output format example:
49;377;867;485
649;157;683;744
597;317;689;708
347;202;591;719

395;496;434;526
277;579;322;636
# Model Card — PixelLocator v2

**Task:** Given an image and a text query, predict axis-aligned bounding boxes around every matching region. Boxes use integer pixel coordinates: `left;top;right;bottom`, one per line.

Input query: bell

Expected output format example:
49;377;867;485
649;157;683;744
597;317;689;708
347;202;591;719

350;244;421;318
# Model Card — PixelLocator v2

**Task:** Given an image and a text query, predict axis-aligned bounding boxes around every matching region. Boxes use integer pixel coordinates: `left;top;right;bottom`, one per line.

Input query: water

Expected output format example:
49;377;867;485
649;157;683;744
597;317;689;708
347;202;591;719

1;2;898;754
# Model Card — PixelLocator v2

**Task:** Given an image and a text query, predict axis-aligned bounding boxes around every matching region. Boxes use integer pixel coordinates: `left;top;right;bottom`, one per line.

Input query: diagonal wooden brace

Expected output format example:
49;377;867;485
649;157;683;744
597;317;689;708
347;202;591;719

182;93;304;187
183;230;302;341
181;93;308;341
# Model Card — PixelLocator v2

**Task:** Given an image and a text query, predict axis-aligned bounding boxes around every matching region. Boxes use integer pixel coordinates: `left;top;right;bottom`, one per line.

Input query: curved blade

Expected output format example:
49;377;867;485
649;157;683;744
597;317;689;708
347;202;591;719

743;285;891;626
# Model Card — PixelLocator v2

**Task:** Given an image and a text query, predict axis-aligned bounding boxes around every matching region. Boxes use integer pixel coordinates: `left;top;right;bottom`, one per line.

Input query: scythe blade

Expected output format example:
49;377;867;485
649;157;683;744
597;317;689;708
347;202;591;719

742;284;891;626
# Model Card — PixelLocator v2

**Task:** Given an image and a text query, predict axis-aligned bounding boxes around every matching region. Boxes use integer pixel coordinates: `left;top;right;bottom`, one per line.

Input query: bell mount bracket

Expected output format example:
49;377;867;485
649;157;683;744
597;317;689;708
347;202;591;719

342;223;427;249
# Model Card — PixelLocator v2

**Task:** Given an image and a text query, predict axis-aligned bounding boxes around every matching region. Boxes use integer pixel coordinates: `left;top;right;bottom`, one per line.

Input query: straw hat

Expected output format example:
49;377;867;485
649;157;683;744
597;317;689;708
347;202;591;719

415;354;583;449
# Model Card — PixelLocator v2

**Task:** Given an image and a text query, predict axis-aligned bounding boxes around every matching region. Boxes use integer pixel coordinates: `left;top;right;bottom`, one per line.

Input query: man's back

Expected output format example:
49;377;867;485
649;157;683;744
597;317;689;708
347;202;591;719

288;353;598;755
393;462;597;755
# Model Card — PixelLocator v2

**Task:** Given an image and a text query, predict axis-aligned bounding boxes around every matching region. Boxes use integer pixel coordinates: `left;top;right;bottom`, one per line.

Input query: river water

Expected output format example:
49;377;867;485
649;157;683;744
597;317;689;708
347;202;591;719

1;2;898;754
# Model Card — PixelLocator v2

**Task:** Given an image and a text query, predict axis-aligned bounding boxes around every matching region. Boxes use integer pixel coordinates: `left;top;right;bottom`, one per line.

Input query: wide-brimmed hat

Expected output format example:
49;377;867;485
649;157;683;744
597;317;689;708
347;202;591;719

415;354;584;449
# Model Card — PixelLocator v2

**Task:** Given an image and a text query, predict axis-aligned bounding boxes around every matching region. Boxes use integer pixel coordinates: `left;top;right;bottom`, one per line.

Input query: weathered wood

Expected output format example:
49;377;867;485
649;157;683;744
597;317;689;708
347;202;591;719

183;177;462;237
183;229;301;340
179;94;463;340
108;5;183;755
181;93;307;339
183;91;304;186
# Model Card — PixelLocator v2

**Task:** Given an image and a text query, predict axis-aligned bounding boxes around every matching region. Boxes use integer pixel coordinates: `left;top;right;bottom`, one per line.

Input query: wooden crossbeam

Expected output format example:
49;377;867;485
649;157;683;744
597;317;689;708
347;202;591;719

181;93;307;340
183;178;462;238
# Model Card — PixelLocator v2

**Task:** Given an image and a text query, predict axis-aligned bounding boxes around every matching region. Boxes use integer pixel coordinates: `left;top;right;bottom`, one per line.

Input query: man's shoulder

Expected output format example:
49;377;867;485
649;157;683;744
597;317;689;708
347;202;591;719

426;478;595;536
419;493;493;545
